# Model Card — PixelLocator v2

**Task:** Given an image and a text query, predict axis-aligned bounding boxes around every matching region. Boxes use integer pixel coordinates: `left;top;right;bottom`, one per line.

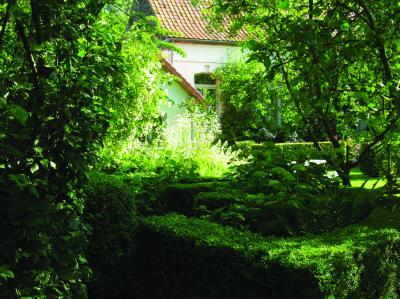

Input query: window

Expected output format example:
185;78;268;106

194;72;216;98
194;72;224;118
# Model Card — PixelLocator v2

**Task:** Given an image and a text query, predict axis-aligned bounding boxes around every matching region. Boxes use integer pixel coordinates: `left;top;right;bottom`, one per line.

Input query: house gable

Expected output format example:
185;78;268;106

161;58;204;101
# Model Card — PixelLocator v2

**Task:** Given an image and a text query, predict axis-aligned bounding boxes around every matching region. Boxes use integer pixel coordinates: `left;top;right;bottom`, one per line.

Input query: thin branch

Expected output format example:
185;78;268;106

0;0;13;50
277;53;323;152
353;116;399;167
336;1;371;27
15;22;39;90
30;0;42;44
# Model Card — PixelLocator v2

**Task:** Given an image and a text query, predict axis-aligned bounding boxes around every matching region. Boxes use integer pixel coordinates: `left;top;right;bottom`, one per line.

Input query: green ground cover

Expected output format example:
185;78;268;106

350;168;386;189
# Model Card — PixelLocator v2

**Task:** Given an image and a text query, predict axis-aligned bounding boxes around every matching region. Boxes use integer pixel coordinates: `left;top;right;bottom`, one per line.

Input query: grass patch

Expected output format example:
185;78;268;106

350;168;386;189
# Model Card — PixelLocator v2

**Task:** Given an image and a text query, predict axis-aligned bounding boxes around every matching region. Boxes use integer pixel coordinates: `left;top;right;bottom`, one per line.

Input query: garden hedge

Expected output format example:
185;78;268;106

186;188;377;237
194;191;238;210
134;214;400;299
83;172;137;299
235;140;345;161
157;181;230;216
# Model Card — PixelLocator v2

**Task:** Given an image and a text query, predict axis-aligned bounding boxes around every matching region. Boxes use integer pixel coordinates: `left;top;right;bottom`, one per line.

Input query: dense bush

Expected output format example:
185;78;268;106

234;140;341;160
358;143;400;180
195;191;238;210
98;144;200;180
0;1;168;296
82;172;137;299
214;60;305;144
194;188;377;236
139;181;230;216
230;142;340;196
135;214;400;299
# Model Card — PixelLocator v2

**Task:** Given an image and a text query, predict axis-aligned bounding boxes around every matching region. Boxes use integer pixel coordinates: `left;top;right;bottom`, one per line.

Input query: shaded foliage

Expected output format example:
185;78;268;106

215;60;302;144
82;172;137;299
0;0;165;297
136;213;400;298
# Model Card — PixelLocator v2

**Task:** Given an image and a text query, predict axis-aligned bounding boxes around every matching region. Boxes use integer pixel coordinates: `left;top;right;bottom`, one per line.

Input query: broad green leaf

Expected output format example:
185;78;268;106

278;0;290;9
268;179;280;187
10;105;28;125
341;22;350;30
245;40;259;51
0;92;8;108
78;49;86;57
30;164;39;174
0;265;14;279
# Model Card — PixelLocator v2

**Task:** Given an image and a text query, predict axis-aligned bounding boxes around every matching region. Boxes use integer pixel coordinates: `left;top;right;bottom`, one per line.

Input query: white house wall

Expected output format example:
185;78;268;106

160;81;192;146
163;42;243;85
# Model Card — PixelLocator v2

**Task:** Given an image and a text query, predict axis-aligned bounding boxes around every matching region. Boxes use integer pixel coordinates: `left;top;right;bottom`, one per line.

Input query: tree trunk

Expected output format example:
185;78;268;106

338;166;351;186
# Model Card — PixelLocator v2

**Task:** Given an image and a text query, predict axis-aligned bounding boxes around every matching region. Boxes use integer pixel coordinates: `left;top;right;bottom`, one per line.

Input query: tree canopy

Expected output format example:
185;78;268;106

0;0;167;296
200;0;400;184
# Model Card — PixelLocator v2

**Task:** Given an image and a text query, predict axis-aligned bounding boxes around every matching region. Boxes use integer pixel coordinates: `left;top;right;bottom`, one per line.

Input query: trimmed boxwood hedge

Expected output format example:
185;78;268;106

235;140;344;161
194;191;238;210
134;214;400;299
83;172;137;299
157;182;230;216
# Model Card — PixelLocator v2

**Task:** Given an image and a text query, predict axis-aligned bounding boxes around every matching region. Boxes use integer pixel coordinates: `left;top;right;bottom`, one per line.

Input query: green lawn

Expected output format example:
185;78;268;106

350;168;386;189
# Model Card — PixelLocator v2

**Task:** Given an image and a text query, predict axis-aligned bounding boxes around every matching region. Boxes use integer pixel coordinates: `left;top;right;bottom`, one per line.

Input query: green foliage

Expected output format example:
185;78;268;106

82;172;137;299
234;140;339;160
230;142;340;196
163;97;237;177
215;59;307;144
0;0;165;297
136;213;400;298
195;191;238;210
202;0;400;185
138;181;229;216
98;2;171;144
194;188;377;237
97;138;237;218
0;1;110;296
98;144;201;181
185;142;380;236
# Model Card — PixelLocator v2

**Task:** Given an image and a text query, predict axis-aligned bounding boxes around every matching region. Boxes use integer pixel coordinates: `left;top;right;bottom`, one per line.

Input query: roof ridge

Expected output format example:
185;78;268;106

161;58;205;102
136;0;246;43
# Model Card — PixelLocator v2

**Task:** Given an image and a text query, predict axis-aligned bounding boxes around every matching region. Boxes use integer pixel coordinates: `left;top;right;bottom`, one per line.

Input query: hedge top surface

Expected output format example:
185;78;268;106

143;213;399;256
143;213;400;297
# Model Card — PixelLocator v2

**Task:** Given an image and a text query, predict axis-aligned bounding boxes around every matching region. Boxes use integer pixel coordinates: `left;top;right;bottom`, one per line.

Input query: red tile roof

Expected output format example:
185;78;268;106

137;0;246;43
161;58;205;102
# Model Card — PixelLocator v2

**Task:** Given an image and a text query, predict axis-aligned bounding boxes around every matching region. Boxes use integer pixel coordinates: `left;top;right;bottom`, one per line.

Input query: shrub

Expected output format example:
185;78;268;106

358;143;400;179
195;191;266;231
234;140;341;160
135;214;400;299
194;188;376;237
229;142;340;197
82;172;137;299
195;191;238;210
154;182;230;216
97;144;200;181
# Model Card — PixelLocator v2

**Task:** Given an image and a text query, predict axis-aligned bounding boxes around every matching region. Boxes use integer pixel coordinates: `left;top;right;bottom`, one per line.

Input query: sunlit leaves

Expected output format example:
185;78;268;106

0;266;14;280
341;22;350;30
278;0;290;10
